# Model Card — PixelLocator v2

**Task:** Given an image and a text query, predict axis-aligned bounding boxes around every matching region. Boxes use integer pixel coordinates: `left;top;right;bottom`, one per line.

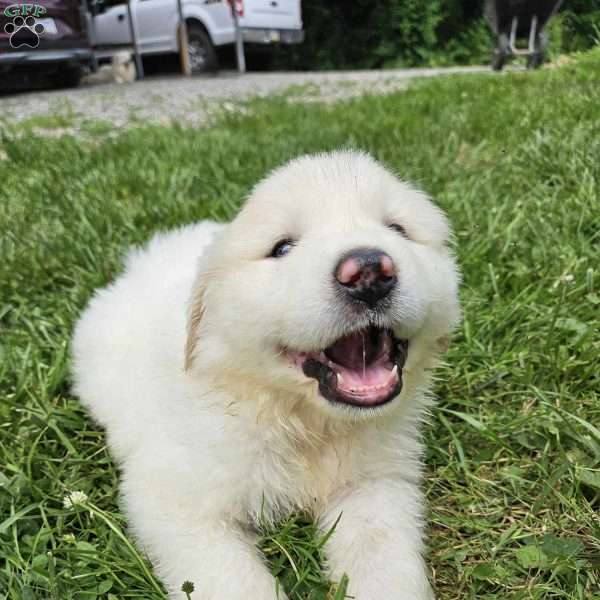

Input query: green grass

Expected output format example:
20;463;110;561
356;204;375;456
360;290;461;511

1;50;599;599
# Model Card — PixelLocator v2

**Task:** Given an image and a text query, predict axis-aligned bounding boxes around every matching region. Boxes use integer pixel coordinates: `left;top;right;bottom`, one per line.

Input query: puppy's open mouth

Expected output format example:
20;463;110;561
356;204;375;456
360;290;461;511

286;326;408;408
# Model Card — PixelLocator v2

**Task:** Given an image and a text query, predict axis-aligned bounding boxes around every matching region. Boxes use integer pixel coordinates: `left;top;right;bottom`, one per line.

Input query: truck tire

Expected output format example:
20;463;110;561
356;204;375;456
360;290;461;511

491;51;507;71
491;33;509;71
187;24;218;74
526;52;545;69
527;33;547;69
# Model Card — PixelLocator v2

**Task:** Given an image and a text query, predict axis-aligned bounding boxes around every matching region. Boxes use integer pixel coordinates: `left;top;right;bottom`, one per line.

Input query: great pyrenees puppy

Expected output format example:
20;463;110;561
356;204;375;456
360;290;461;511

72;150;460;599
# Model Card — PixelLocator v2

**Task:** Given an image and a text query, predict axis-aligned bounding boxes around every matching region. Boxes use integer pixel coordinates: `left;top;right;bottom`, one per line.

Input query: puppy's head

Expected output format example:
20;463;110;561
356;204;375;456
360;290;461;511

186;151;460;417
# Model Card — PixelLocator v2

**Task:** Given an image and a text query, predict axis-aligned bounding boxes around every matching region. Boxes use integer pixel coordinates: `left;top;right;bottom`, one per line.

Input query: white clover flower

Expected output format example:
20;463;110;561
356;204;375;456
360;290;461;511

63;490;89;509
551;273;575;290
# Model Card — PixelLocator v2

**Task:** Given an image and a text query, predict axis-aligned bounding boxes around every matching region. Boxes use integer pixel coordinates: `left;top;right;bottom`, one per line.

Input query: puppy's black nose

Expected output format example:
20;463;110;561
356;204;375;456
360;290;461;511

335;248;397;307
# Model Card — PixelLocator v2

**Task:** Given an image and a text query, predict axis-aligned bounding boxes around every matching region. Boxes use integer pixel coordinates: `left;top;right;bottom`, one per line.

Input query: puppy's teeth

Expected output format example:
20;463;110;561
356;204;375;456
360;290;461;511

336;372;344;386
391;365;398;376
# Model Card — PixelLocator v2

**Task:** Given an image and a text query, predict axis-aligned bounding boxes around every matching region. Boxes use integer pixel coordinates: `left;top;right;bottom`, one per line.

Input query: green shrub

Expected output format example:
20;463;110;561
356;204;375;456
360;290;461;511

272;0;446;69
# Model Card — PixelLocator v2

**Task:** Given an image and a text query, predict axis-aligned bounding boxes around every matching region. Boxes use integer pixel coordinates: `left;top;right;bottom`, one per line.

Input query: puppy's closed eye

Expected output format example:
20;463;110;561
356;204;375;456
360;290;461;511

386;223;409;239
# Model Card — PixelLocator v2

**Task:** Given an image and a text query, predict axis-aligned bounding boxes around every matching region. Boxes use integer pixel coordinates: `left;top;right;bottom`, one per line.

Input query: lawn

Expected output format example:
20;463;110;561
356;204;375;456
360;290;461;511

1;51;599;600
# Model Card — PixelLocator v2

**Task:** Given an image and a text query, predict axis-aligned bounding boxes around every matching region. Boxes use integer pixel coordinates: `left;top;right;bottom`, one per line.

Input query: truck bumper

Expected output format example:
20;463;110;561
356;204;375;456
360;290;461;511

0;48;92;66
242;28;304;45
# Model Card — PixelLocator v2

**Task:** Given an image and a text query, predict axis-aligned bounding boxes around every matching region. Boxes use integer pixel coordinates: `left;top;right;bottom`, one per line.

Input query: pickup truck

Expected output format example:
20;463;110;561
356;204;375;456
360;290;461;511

91;0;303;73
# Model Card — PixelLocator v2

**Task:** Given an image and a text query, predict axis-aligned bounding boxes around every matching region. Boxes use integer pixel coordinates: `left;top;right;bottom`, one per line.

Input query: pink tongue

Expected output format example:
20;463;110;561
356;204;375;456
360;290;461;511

324;329;384;370
336;362;394;391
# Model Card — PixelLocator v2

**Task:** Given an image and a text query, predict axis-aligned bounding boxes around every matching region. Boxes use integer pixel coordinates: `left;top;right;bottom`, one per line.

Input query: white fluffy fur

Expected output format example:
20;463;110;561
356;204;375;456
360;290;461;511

72;151;460;599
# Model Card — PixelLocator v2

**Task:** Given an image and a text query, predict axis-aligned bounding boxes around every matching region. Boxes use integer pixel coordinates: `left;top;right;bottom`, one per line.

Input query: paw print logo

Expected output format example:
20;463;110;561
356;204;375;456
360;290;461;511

4;15;45;49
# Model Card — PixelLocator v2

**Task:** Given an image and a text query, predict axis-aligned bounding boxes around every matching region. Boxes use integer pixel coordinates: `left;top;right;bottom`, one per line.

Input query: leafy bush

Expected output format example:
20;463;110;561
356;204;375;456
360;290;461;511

272;0;446;69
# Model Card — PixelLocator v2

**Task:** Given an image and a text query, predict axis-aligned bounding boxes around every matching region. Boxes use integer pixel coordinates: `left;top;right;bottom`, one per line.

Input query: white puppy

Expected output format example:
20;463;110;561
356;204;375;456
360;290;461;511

72;150;460;599
83;51;136;86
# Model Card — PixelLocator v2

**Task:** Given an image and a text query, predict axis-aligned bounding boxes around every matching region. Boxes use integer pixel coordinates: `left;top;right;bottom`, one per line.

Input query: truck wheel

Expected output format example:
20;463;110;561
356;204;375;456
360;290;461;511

526;52;545;69
527;34;547;70
54;65;82;89
187;24;218;74
491;51;507;71
491;34;509;71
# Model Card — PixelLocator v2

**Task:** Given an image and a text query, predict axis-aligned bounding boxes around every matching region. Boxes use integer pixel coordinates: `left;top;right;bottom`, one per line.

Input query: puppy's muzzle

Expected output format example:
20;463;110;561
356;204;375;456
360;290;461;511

335;248;396;307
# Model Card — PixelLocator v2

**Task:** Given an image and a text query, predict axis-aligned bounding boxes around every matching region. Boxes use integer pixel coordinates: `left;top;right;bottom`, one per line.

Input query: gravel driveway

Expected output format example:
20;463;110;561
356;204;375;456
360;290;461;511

0;66;486;134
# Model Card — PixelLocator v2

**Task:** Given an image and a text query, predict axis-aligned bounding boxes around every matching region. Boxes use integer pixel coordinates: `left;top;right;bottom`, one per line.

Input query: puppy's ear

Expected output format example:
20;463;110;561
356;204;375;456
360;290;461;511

184;279;206;371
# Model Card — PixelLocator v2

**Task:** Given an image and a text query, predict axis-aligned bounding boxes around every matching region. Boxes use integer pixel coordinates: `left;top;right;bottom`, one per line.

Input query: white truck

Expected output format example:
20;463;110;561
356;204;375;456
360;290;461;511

90;0;303;73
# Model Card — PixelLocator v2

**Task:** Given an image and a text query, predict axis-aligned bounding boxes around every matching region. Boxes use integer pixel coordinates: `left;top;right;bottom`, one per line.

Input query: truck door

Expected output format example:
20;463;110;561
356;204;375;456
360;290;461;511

90;0;131;46
135;0;177;53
